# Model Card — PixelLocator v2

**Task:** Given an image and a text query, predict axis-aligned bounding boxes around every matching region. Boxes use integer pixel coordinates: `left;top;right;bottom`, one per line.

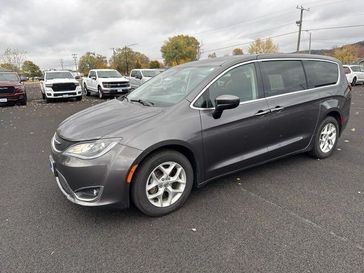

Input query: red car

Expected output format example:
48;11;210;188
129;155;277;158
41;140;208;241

0;72;27;105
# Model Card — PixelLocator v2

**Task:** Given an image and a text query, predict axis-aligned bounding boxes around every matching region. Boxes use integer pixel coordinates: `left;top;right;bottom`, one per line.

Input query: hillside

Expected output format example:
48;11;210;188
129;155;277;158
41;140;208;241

300;40;364;58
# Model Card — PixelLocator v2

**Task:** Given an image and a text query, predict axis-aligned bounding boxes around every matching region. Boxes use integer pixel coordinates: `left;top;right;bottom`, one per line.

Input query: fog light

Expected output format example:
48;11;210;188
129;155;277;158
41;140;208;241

47;93;52;96
74;186;103;202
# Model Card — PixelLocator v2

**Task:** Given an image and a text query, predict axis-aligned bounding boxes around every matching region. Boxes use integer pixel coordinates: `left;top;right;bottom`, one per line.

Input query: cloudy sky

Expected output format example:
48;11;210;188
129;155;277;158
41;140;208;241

0;0;363;70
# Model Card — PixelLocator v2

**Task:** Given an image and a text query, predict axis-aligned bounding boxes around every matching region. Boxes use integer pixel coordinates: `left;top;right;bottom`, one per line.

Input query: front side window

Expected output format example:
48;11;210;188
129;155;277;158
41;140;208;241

303;60;338;88
126;65;216;107
261;61;307;97
142;70;160;77
343;67;351;74
194;63;259;108
130;70;136;77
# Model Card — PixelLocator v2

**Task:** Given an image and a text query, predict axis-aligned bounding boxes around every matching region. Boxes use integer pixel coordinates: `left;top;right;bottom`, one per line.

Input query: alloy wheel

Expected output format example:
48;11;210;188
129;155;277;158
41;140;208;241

319;122;337;153
145;161;186;208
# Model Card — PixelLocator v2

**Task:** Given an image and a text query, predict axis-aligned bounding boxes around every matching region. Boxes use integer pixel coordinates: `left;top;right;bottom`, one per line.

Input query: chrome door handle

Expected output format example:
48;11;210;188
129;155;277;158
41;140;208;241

271;106;285;112
255;109;271;116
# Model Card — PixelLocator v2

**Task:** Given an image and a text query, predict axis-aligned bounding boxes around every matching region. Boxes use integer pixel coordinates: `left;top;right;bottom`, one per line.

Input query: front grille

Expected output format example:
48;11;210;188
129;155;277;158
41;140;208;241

0;86;15;94
53;134;74;152
53;92;76;97
103;81;130;88
52;83;76;91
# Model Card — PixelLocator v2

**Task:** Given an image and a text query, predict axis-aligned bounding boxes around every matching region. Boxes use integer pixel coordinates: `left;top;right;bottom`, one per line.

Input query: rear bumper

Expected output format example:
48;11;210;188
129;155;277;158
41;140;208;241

50;143;142;209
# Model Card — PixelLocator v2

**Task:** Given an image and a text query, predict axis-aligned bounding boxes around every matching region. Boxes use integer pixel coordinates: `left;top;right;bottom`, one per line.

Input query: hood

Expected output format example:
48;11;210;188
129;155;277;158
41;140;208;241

57;99;163;141
46;78;78;84
99;77;129;82
0;81;22;87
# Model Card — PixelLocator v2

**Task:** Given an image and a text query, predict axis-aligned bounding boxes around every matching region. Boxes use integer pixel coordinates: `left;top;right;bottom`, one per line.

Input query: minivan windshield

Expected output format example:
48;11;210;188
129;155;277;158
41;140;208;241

97;70;122;78
142;70;160;78
126;65;216;107
46;72;74;80
0;72;20;82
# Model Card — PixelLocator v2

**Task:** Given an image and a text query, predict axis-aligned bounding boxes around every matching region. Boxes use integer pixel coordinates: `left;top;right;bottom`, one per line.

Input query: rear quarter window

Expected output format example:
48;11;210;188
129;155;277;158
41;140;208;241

303;60;338;88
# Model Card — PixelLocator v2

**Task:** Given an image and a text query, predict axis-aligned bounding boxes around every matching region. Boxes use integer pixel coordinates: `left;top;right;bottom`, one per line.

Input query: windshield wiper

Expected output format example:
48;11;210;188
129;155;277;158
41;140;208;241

130;99;154;106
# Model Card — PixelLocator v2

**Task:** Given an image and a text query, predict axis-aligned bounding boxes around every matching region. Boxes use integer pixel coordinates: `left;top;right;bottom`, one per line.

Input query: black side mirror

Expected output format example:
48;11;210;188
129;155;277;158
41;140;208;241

39;77;44;81
20;76;28;82
212;95;240;119
91;76;96;80
75;75;81;80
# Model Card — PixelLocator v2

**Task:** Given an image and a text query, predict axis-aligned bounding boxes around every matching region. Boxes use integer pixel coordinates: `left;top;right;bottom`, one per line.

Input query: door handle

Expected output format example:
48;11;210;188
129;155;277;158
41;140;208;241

270;106;285;113
255;109;271;116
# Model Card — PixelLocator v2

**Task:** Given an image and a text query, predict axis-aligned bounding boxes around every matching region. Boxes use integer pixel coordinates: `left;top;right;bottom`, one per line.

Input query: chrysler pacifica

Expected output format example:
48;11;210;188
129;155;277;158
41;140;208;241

49;54;351;216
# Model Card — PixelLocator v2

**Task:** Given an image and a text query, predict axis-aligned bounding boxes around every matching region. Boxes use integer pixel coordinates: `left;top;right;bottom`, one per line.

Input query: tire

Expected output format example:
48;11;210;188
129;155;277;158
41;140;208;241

46;97;52;103
20;95;27;106
42;92;45;100
131;150;194;216
76;96;82;101
352;77;357;86
84;84;90;96
98;86;104;99
309;116;339;159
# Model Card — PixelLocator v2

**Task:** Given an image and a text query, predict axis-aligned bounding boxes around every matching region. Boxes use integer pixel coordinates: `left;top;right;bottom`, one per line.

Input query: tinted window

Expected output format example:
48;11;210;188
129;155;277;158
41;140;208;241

195;63;259;108
130;70;136;77
303;60;338;88
261;61;307;97
89;71;95;78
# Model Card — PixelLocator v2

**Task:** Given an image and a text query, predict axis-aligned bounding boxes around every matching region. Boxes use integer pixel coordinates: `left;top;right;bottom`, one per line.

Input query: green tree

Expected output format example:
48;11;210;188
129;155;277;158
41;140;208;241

248;38;279;54
232;48;244;55
110;47;150;75
161;35;200;66
208;52;217;58
21;60;42;78
333;45;358;64
78;52;108;75
149;60;161;69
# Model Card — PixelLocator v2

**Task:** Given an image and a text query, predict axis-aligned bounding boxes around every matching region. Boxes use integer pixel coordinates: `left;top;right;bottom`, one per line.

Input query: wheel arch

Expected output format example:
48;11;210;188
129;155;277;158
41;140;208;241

132;141;202;187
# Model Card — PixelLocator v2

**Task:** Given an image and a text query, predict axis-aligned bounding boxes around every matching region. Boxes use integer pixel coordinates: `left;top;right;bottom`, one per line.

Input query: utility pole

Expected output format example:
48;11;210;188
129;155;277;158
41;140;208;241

60;58;64;70
308;32;312;54
197;40;204;60
296;5;310;52
72;53;78;71
110;48;116;67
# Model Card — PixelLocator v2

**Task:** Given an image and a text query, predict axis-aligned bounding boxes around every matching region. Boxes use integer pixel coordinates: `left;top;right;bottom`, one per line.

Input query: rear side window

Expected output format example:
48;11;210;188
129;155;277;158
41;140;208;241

303;60;338;88
260;61;307;97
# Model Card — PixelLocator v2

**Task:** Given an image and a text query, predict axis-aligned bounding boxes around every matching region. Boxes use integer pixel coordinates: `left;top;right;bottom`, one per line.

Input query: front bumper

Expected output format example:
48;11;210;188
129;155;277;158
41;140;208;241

101;86;131;95
0;93;26;103
45;87;82;98
50;143;142;208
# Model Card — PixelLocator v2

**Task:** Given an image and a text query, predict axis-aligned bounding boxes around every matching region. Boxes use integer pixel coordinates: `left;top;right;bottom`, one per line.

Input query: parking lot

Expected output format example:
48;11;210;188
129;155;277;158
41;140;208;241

1;83;364;272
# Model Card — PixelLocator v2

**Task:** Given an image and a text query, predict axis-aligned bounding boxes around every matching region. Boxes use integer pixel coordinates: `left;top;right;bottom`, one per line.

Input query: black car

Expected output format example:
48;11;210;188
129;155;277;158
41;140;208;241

49;54;351;216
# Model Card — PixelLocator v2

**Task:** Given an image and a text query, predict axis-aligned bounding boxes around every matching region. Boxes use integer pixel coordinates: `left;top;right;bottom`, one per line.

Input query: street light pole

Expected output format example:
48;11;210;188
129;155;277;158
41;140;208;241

123;43;137;75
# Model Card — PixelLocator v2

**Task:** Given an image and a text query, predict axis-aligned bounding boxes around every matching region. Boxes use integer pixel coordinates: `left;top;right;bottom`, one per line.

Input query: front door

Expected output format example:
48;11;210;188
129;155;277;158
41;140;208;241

196;63;272;180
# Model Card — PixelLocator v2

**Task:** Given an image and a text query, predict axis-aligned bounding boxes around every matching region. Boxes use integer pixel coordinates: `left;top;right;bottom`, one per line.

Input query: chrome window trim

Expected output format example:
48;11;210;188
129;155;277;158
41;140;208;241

190;58;340;111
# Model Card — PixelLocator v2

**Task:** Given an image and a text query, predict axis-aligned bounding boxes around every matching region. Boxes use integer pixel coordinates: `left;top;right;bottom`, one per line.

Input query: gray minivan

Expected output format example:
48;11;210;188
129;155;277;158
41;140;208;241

50;54;351;216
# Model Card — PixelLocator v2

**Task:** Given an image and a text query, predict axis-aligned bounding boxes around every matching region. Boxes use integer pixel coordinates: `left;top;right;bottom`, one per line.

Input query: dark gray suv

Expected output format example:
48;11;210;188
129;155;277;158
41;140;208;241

49;54;351;216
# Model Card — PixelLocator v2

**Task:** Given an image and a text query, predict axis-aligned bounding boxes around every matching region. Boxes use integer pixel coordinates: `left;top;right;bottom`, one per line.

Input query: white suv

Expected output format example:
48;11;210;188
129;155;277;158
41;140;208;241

129;69;161;89
343;65;364;86
40;71;82;102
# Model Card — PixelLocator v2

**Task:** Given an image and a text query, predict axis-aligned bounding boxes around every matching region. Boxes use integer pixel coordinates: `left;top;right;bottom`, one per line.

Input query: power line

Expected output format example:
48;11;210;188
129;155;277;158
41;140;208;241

305;24;364;31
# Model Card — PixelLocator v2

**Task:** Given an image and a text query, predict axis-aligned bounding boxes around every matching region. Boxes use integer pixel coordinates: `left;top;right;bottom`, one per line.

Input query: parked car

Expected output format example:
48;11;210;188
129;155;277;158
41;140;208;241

343;65;364;85
49;54;351;216
129;69;162;89
40;71;82;102
0;71;27;106
82;69;131;98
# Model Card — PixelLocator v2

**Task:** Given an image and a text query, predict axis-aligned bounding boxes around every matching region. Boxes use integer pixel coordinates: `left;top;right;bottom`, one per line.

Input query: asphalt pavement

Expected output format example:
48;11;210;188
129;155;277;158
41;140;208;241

1;83;364;273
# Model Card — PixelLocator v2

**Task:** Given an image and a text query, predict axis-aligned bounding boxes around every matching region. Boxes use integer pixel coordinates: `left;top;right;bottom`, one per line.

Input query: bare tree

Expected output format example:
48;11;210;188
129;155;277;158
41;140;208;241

0;48;27;70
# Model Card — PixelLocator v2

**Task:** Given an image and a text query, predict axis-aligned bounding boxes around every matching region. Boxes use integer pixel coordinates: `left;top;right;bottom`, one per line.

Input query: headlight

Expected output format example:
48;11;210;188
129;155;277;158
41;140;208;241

45;83;53;87
63;138;119;159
